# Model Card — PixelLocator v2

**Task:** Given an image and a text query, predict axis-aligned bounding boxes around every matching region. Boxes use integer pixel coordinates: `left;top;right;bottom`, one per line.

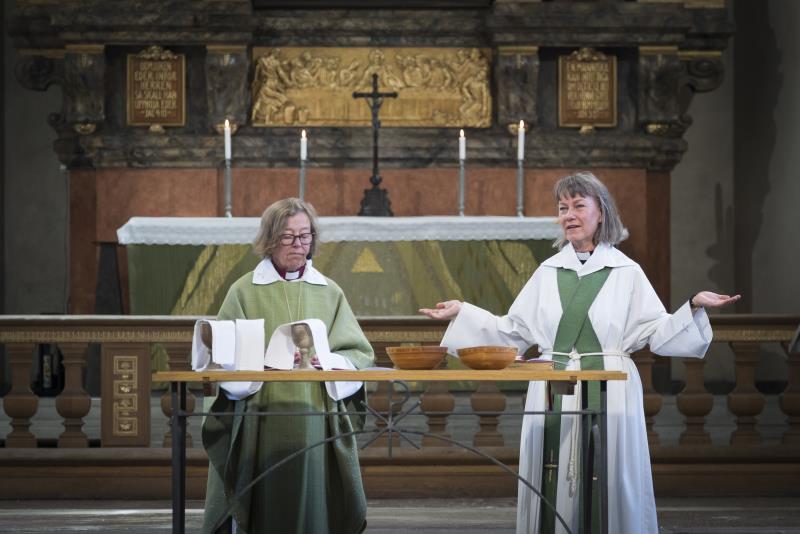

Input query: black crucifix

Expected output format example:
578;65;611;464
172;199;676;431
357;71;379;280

352;73;398;216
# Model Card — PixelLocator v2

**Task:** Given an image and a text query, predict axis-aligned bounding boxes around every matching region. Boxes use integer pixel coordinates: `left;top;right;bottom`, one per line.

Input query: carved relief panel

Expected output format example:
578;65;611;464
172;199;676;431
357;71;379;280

250;47;492;128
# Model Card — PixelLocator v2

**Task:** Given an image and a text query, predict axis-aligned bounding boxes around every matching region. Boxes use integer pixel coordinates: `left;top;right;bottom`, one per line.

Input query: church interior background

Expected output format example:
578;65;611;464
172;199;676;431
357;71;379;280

1;0;799;530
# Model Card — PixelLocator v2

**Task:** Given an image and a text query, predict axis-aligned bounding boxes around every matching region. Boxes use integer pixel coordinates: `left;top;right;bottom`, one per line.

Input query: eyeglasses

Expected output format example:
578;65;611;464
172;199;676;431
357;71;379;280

278;232;314;246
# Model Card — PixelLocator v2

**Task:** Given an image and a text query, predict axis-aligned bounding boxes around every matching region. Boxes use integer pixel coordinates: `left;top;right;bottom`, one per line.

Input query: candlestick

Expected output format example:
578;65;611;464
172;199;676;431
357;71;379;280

224;119;231;161
458;159;466;217
517;119;525;161
299;159;307;201
458;129;466;216
224;159;233;218
516;159;524;217
300;129;307;161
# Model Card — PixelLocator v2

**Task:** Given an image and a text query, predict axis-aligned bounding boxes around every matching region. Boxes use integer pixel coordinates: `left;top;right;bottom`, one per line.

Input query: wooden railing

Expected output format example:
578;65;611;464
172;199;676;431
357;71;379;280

0;314;798;498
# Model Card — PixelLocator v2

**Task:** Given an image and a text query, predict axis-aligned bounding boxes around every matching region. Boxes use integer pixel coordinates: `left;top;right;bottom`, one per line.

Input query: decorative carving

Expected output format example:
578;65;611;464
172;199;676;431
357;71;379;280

63;46;105;132
638;47;688;137
206;45;249;132
0;329;193;344
73;122;97;135
558;47;617;129
113;356;139;437
496;46;538;128
250;47;491;128
127;45;186;128
14;55;62;92
638;51;724;138
101;343;151;446
680;52;725;93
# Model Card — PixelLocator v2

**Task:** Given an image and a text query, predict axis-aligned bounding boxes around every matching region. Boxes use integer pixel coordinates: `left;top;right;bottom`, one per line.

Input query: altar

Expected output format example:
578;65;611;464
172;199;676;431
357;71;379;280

117;216;560;317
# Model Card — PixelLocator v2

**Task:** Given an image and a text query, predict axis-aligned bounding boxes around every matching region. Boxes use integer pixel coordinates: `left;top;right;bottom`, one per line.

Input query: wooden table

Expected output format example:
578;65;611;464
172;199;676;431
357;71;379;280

154;368;627;534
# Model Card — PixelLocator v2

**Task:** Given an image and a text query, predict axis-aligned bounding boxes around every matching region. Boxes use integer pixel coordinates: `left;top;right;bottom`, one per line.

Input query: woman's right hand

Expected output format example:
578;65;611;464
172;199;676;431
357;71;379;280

419;300;462;320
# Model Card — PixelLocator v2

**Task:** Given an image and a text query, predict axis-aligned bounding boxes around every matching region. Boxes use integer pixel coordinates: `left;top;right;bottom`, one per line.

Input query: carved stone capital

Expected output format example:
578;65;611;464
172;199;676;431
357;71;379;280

680;52;725;93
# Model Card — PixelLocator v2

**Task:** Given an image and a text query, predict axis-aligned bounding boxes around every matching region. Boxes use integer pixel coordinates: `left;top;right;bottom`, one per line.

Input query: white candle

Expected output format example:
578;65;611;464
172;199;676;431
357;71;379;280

459;129;466;161
517;120;525;161
300;129;307;161
223;119;231;161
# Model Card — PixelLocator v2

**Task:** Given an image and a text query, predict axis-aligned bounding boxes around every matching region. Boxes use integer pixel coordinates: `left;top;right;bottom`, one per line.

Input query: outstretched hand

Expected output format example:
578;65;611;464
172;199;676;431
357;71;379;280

419;300;462;320
692;291;741;309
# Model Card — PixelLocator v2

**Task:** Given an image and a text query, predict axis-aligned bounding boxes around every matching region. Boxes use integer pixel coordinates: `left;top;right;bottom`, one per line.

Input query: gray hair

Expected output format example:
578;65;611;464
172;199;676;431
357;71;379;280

252;198;320;259
553;171;624;250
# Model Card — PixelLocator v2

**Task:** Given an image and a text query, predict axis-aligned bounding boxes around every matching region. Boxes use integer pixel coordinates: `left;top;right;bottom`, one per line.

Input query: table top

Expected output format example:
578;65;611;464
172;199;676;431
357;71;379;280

118;215;562;245
153;368;628;383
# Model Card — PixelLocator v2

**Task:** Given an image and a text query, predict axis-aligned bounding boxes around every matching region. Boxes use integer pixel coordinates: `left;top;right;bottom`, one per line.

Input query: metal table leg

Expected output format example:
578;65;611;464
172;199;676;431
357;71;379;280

600;380;608;534
171;381;187;534
581;380;608;534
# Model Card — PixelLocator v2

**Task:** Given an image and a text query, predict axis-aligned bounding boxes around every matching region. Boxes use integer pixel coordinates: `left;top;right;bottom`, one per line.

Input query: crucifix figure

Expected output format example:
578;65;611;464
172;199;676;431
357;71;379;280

352;73;398;216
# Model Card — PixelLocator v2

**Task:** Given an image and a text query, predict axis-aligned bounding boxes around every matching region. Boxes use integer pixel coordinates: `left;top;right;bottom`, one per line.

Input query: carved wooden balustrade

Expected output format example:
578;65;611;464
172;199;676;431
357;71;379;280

0;314;798;499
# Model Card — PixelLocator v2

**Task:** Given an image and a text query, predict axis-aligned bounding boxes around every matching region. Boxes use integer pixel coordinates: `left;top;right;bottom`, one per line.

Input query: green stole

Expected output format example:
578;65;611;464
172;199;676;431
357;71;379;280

540;266;611;533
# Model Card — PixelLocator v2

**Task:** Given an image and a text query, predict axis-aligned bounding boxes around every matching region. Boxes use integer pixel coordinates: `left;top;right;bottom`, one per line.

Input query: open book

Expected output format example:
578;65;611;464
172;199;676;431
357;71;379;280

191;318;362;401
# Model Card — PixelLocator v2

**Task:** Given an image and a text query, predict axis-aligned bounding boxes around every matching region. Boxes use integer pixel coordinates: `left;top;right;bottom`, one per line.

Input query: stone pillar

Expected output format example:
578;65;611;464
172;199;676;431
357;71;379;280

727;342;765;445
676;358;713;445
780;341;800;445
420;382;455;447
634;349;663;445
470;382;506;447
55;343;92;447
3;343;38;447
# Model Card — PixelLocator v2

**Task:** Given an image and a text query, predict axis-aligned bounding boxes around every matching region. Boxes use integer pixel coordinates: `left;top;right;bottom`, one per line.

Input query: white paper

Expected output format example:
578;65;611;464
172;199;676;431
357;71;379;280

191;319;236;371
220;319;266;400
265;319;363;401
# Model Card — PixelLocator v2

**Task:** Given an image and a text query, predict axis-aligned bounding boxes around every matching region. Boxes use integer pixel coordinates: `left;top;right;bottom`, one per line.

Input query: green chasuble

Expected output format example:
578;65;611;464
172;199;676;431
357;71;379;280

540;267;611;533
201;270;374;534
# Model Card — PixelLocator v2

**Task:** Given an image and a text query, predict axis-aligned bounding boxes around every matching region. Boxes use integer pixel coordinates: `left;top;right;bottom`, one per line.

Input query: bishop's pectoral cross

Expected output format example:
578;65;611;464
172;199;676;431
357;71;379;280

352;73;398;216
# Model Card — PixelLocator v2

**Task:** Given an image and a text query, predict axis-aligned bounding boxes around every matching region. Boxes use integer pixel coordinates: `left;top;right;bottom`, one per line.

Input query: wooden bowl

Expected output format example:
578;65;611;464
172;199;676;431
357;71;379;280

386;345;448;370
457;346;518;370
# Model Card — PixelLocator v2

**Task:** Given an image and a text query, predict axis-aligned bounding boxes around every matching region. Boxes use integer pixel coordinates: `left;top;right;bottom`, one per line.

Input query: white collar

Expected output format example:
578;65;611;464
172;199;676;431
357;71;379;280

541;242;636;276
252;258;328;286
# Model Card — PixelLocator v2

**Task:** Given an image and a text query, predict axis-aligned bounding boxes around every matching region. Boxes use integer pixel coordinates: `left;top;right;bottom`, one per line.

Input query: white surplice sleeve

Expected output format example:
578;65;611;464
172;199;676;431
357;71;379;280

440;268;547;355
622;265;712;359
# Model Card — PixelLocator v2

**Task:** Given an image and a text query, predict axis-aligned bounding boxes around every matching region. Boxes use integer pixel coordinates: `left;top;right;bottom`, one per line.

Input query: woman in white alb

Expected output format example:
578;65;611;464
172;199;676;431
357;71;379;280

420;172;739;534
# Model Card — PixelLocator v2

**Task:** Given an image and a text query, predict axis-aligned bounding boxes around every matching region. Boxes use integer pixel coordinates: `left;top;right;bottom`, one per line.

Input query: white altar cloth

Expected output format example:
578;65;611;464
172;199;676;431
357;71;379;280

116;216;562;245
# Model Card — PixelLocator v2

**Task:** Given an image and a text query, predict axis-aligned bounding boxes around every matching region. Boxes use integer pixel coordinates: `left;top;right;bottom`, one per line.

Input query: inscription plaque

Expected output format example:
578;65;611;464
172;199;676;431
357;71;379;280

127;45;186;128
558;48;617;129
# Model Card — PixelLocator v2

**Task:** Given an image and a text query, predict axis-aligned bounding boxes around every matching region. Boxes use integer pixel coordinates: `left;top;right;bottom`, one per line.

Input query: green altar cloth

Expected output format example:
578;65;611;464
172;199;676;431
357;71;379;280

127;239;556;317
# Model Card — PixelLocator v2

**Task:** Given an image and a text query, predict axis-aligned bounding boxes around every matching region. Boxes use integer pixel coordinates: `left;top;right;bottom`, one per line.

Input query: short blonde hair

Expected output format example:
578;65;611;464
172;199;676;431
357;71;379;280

252;198;320;259
553;171;625;250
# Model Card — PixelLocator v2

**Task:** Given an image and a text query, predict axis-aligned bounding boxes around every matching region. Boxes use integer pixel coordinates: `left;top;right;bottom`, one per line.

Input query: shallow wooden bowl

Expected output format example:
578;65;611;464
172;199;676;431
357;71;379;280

457;346;518;370
386;345;448;370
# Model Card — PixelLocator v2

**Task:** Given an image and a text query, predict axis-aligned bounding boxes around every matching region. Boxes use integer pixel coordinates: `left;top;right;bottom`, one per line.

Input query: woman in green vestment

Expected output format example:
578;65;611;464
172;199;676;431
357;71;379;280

202;198;374;534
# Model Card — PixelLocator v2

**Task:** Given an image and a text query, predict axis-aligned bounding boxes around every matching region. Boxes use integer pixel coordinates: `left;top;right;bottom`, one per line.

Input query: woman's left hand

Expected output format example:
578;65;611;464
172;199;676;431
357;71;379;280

692;291;741;309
